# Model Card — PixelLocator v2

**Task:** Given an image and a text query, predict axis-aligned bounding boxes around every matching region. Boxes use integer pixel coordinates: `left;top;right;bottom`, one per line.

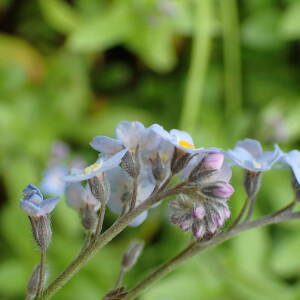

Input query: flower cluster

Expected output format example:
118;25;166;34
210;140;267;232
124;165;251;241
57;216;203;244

21;121;300;240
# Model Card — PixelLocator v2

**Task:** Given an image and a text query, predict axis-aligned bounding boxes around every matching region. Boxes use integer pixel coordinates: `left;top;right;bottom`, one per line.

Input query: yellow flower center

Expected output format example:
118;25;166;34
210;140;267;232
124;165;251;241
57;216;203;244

178;140;195;149
253;161;262;169
83;162;102;175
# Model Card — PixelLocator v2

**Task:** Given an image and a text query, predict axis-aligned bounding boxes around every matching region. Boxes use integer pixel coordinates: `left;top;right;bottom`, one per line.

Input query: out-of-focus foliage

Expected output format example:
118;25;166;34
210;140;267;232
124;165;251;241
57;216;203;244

0;0;300;299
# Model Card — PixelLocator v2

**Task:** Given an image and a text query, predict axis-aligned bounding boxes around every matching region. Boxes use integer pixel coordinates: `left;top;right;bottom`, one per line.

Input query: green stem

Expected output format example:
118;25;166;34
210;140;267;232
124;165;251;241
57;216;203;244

36;249;46;298
124;211;300;299
219;0;242;117
39;183;185;300
95;203;106;238
114;268;125;289
179;0;213;133
227;195;252;230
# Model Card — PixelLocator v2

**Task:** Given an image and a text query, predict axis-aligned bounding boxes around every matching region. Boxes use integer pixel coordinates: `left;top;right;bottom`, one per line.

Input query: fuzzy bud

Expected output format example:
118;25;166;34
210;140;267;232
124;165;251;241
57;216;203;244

202;152;224;170
244;171;261;198
192;206;205;220
29;215;52;251
122;240;144;271
26;265;40;299
80;205;98;232
120;149;140;178
88;174;110;205
150;153;165;182
171;148;193;174
202;182;234;199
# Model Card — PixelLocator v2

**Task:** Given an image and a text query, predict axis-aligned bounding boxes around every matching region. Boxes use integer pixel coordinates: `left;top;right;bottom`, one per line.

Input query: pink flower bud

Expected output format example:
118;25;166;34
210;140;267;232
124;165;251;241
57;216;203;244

213;183;234;198
180;220;191;231
192;206;205;220
202;152;224;170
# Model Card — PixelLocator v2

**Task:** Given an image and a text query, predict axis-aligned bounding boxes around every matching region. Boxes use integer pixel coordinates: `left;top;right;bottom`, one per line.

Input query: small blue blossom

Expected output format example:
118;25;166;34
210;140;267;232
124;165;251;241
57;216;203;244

20;184;60;217
280;150;300;184
65;182;100;211
149;124;199;153
226;139;281;172
90;121;148;155
106;166;156;226
63;149;127;182
41;166;68;196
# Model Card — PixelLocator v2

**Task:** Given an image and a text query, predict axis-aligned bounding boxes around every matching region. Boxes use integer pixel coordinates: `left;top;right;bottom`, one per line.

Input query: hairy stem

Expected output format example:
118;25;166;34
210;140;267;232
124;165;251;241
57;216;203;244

227;195;251;230
179;0;213;133
95;203;106;238
125;211;300;299
39;183;185;300
114;268;125;289
36;249;46;298
130;175;138;211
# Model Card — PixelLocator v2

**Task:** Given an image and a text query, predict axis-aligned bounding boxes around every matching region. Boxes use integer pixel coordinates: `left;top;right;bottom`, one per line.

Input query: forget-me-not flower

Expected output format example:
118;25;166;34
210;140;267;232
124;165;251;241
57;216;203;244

280;150;300;185
149;124;200;153
90;121;149;155
106;166;156;226
63;149;127;182
226;139;281;172
20;184;60;217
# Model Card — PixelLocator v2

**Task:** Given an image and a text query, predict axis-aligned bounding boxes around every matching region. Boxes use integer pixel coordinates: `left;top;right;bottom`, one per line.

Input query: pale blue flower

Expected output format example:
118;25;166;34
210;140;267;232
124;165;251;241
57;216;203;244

106;166;156;226
226;139;281;172
280;150;300;184
65;182;100;211
149;124;199;153
63;149;127;182
90;121;148;155
20;184;60;217
41;166;67;195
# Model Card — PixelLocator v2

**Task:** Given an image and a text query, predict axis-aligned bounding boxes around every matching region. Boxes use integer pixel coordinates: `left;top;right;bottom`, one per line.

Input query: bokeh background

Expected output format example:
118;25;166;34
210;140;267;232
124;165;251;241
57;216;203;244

1;0;300;299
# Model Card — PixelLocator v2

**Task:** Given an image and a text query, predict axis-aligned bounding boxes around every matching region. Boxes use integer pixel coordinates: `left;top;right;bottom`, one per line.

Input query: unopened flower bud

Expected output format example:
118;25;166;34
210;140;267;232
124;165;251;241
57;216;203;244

202;152;224;170
212;182;234;198
171;148;193;174
202;182;234;199
80;205;98;232
120;150;140;178
192;206;205;220
26;264;48;299
244;171;261;197
150;153;165;182
192;222;206;239
88;174;110;205
29;215;52;251
122;240;144;271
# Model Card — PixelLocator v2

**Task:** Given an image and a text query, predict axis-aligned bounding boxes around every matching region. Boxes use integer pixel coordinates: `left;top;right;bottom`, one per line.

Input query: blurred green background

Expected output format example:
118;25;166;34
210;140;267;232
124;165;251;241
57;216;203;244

1;0;300;299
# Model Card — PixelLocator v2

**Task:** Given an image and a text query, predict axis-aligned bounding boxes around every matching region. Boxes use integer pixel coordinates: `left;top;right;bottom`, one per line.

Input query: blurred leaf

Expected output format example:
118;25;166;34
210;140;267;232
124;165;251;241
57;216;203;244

38;0;81;33
271;232;300;277
280;2;300;40
67;2;131;52
0;34;44;81
242;8;282;50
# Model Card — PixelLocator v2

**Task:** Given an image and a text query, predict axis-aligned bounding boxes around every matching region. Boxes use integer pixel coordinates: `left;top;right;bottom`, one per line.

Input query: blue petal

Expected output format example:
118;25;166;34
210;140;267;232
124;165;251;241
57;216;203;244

23;184;43;200
116;121;146;150
65;182;86;210
236;139;263;158
90;136;123;154
20;200;42;217
39;197;60;214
